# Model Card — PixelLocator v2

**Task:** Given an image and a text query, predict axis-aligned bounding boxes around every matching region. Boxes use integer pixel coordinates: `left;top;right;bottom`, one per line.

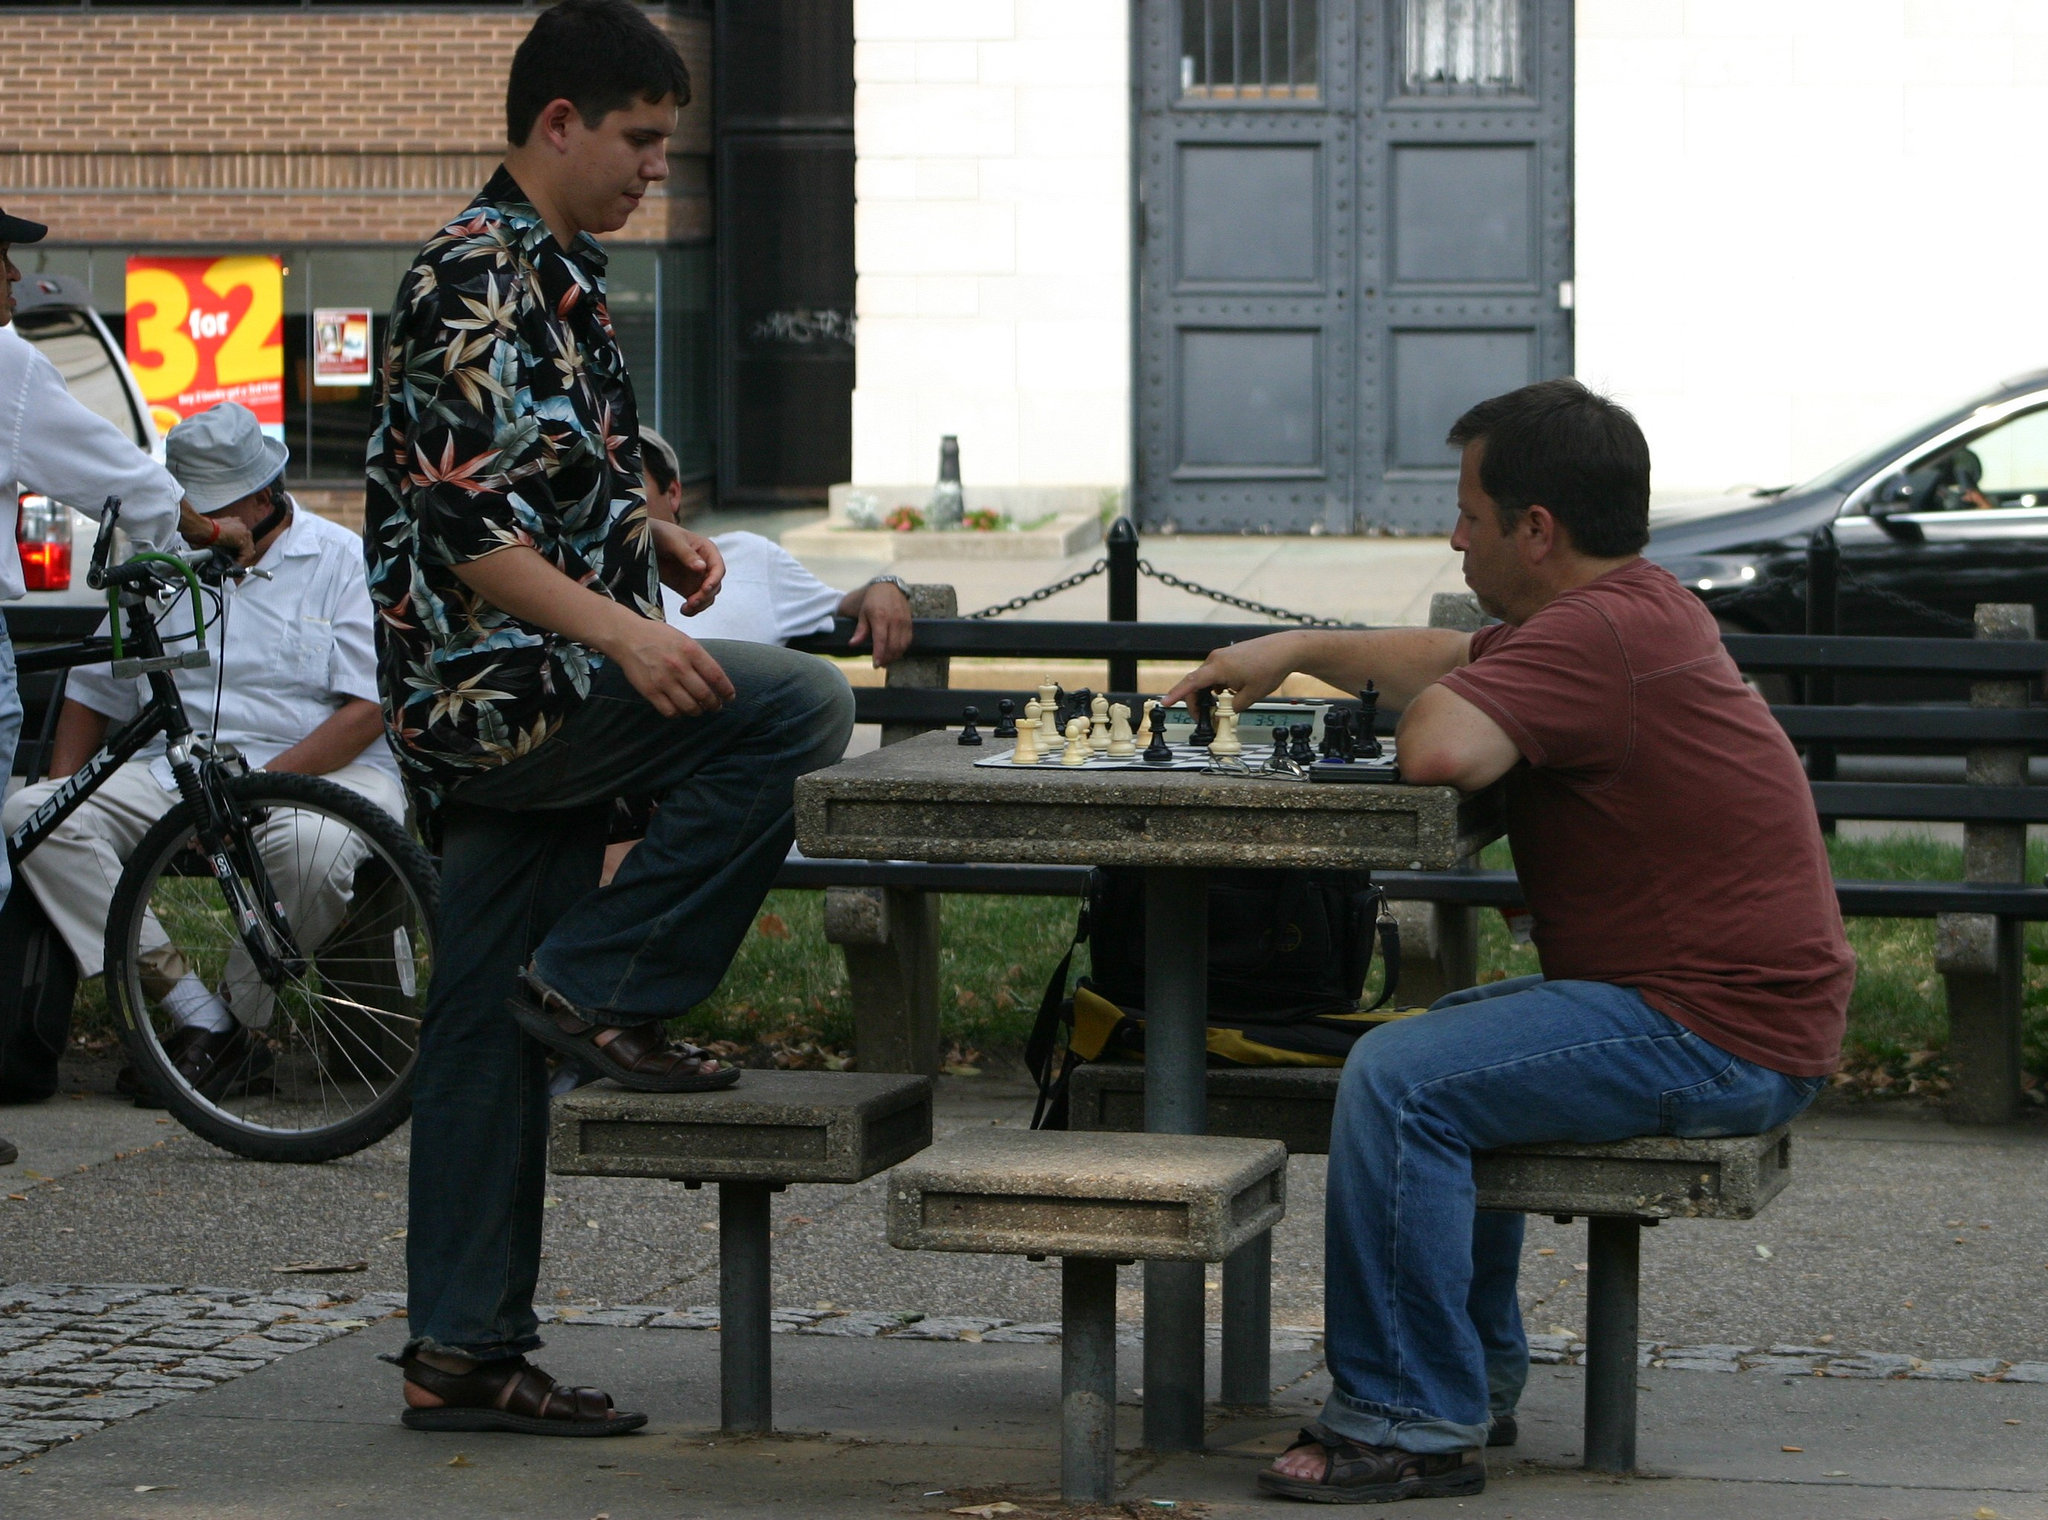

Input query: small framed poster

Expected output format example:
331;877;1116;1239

312;307;374;387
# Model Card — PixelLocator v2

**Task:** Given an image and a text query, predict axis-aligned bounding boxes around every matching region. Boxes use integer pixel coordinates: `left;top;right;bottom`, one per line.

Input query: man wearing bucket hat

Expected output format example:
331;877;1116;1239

2;401;402;1103
0;209;255;1161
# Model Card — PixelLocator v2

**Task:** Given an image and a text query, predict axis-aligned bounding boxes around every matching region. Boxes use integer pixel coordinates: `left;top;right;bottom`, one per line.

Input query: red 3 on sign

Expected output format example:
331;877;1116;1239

124;255;284;439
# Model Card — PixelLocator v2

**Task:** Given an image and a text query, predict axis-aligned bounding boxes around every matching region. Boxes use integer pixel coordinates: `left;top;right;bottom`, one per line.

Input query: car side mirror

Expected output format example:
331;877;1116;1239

1865;473;1927;541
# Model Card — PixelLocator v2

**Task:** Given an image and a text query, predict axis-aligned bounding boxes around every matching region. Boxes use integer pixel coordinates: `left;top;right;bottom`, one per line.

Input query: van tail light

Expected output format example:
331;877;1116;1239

17;493;73;592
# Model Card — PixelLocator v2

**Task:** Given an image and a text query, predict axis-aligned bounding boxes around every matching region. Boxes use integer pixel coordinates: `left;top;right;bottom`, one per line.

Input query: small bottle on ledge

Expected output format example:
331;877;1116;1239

927;434;964;530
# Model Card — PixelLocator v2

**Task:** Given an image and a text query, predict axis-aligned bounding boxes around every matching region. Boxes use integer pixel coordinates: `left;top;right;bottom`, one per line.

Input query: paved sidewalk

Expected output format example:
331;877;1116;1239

5;1318;2047;1519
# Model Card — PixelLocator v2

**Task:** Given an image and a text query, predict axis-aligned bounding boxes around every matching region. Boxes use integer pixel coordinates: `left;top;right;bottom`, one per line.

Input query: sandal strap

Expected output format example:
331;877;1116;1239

599;1022;715;1079
399;1354;616;1425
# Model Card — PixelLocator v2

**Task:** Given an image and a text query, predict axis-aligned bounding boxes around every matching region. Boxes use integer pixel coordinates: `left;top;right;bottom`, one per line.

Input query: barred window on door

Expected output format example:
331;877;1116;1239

1179;0;1319;101
1402;0;1524;95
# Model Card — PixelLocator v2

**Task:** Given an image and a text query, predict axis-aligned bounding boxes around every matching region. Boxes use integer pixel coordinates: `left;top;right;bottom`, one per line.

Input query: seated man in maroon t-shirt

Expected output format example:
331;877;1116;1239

1164;379;1851;1506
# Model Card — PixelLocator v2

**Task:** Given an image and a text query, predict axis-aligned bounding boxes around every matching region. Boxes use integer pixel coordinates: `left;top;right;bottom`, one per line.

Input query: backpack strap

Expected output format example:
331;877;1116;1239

1362;885;1402;1011
1026;884;1094;1129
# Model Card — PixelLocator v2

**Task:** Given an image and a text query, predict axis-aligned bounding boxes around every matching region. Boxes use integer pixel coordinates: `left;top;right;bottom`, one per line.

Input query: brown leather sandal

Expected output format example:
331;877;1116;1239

509;968;740;1094
395;1353;647;1437
1256;1421;1484;1503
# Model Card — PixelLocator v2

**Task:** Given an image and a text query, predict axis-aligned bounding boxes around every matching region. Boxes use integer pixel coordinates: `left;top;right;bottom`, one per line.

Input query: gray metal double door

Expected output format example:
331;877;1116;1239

1133;0;1573;535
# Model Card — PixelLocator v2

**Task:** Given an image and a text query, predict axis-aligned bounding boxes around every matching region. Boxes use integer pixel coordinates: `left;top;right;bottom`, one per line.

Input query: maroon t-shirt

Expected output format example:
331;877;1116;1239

1436;558;1852;1076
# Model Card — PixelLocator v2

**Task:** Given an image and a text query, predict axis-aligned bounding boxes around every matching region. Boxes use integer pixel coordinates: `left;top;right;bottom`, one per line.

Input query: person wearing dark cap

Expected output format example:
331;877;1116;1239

0;209;254;1170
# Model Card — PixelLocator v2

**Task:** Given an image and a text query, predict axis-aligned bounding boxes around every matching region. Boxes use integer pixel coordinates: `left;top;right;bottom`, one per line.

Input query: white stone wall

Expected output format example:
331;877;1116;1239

1576;0;2048;497
850;0;1130;495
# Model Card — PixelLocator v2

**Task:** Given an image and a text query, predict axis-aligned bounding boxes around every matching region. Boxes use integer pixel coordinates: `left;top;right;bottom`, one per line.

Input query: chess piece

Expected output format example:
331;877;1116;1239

993;698;1018;739
1107;702;1136;758
1062;687;1096;735
1266;726;1292;772
1089;694;1111;755
1038;683;1061;745
1190;689;1217;748
1210;690;1241;757
1143;703;1175;765
1288;724;1316;767
1357;682;1384;759
1320;707;1353;762
1061;716;1091;766
1013;702;1041;764
958;705;983;746
1134;699;1154;747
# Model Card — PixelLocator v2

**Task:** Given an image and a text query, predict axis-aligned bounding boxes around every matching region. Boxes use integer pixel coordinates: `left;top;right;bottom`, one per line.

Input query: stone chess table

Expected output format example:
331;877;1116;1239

795;728;1502;1450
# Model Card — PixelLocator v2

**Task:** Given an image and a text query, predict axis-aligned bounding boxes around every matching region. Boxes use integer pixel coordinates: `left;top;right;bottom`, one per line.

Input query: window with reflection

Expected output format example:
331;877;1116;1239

1401;0;1523;96
1180;0;1318;101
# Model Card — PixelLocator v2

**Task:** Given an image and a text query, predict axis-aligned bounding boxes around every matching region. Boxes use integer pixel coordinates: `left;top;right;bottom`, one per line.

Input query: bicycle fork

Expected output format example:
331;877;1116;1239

167;742;306;987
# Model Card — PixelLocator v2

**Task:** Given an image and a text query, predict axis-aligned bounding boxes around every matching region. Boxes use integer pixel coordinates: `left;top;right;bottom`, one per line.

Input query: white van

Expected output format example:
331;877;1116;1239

10;272;162;609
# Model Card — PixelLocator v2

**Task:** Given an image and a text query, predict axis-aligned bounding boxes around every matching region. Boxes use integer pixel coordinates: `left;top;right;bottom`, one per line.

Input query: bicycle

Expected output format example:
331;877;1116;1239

7;498;435;1162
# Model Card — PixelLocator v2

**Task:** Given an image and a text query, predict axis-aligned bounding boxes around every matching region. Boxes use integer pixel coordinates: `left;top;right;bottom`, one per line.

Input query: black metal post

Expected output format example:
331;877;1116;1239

1108;517;1139;694
1219;1229;1271;1406
1143;866;1208;1452
1582;1217;1641;1474
1806;525;1839;827
719;1181;773;1433
1061;1256;1119;1503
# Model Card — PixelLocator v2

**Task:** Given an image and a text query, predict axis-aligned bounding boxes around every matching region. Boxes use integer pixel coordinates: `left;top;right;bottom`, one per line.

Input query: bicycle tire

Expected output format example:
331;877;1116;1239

105;771;437;1163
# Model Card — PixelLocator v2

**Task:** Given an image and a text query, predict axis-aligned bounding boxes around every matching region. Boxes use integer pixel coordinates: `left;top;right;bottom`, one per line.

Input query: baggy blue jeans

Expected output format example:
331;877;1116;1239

1320;974;1826;1453
403;641;854;1361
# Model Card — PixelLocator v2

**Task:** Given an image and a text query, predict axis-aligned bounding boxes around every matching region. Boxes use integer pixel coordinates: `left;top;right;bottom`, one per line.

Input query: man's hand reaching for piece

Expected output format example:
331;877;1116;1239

652;522;725;615
1159;630;1310;714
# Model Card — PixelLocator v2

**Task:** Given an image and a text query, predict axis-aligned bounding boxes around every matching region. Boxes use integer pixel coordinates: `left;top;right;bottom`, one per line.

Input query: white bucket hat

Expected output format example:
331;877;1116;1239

165;403;289;513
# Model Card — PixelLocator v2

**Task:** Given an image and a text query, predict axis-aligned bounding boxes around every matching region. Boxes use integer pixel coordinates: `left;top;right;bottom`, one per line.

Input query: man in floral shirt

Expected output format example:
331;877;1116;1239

366;0;853;1437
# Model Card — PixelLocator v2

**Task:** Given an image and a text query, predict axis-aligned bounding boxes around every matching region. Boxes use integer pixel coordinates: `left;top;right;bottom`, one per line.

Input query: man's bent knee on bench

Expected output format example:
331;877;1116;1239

1161;380;1850;1505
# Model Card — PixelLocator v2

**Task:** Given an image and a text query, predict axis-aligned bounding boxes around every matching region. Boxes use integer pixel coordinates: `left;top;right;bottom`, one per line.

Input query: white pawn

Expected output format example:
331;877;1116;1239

1013;700;1042;764
1061;716;1091;766
1135;700;1154;747
1038;683;1061;744
1211;689;1241;757
1089;694;1111;755
1107;701;1136;758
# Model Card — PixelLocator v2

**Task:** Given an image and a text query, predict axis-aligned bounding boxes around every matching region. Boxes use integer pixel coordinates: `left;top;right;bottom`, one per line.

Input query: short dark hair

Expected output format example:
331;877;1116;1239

1445;379;1651;558
506;0;691;148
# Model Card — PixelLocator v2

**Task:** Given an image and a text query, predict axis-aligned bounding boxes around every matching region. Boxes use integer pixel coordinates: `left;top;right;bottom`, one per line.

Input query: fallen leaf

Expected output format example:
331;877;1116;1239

5;1194;25;1202
1573;1261;1589;1272
271;1260;368;1275
543;1196;561;1209
134;1485;173;1492
1781;1445;1803;1453
949;1506;1019;1518
1547;1324;1580;1340
1823;1469;1847;1476
382;1229;407;1241
2007;1418;2023;1425
1755;1244;1774;1259
942;1063;982;1077
755;913;791;940
1975;1509;1999;1519
447;1454;472;1468
1534;1247;1556;1257
1816;1334;1834;1344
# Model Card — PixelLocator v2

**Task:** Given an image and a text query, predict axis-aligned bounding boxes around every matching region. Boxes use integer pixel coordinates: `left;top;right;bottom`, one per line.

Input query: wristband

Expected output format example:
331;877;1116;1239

199;515;223;546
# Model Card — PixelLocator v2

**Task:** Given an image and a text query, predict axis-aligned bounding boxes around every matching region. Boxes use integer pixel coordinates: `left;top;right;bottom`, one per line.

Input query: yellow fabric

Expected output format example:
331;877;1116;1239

1070;985;1125;1060
1069;987;1435;1068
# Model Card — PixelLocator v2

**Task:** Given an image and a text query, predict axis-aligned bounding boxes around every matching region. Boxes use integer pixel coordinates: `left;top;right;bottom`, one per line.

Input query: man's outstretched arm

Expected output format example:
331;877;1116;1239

1161;626;1473;713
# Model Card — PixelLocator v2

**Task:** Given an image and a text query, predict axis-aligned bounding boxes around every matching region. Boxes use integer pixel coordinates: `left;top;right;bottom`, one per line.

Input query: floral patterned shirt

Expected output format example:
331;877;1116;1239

364;166;659;802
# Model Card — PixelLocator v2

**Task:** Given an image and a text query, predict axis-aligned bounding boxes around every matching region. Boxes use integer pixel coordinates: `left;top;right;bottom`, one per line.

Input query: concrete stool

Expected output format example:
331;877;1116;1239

550;1070;932;1433
887;1128;1286;1504
1068;1062;1794;1471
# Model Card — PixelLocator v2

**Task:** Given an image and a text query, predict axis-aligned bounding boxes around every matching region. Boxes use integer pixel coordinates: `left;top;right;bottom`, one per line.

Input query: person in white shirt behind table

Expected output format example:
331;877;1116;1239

1;402;404;1105
637;426;913;663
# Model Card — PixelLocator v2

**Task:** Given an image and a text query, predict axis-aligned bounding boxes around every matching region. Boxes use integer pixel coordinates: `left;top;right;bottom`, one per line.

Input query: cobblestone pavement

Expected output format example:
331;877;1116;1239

0;1283;405;1466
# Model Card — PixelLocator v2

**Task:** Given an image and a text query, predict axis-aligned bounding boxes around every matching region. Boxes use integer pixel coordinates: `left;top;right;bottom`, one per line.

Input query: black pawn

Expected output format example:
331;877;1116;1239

958;705;983;746
992;698;1018;739
1143;718;1174;764
1268;727;1290;770
1288;724;1316;767
1190;689;1218;748
1319;708;1348;760
1358;682;1384;759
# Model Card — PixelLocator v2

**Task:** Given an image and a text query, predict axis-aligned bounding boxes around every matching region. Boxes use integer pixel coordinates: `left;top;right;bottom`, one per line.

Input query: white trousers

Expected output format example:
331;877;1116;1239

2;760;406;1028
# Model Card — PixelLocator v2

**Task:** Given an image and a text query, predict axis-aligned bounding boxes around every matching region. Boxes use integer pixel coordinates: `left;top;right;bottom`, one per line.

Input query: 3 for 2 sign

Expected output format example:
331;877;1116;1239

124;256;285;439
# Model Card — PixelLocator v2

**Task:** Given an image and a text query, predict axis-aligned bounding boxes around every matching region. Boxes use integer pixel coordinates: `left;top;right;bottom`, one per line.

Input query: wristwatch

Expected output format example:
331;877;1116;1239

866;574;911;597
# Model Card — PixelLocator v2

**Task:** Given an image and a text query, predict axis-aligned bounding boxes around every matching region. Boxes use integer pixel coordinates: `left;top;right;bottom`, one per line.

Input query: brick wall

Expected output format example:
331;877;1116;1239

0;6;711;245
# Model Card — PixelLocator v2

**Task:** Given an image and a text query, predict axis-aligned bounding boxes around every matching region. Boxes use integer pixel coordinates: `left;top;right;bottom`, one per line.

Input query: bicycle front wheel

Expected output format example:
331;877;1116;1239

105;771;436;1163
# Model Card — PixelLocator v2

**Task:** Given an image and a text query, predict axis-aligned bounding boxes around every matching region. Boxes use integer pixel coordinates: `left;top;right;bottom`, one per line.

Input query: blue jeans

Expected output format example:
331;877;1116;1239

403;642;854;1361
1320;974;1825;1453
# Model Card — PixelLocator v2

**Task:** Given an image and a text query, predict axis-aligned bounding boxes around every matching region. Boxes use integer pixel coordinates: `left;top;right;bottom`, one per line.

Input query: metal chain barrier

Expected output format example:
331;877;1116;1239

1707;568;1978;635
963;558;1108;619
1134;559;1358;627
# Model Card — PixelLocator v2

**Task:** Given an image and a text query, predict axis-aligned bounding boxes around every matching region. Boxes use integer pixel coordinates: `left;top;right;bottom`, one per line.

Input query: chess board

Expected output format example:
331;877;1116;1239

974;742;1216;771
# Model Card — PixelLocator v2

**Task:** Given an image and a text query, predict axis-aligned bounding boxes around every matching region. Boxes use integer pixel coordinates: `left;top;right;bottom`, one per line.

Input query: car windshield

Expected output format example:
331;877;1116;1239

1786;377;2048;497
13;309;148;450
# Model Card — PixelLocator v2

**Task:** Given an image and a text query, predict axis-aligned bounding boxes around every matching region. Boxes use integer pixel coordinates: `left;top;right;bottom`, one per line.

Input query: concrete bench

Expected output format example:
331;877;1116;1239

1068;1062;1794;1472
549;1070;933;1433
887;1127;1287;1503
